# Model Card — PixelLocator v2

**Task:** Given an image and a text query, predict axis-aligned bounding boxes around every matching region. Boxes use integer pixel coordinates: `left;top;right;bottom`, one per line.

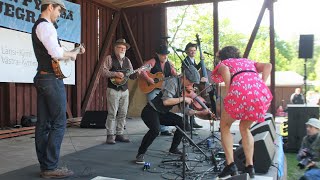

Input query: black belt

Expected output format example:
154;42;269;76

231;70;256;82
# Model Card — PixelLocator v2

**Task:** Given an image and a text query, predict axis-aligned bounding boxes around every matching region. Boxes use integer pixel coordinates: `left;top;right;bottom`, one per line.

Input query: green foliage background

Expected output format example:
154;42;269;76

167;4;320;90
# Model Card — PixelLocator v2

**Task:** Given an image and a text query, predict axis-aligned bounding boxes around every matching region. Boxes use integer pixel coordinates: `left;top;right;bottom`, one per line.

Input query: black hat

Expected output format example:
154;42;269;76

185;42;197;51
156;45;170;55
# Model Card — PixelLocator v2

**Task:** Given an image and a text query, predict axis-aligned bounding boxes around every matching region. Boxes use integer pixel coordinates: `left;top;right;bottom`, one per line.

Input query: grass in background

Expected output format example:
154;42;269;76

286;153;305;180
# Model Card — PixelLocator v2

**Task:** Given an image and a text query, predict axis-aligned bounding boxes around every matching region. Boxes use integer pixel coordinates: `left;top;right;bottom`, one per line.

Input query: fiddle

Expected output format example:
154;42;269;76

183;85;215;120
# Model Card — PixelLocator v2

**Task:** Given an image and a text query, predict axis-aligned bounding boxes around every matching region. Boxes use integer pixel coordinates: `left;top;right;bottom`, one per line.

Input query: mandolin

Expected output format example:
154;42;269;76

51;43;84;79
110;64;151;87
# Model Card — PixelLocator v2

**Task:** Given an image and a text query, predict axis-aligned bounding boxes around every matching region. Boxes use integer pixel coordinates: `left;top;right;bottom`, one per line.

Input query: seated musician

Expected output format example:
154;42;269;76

135;65;211;164
182;42;209;129
102;39;140;144
140;45;177;136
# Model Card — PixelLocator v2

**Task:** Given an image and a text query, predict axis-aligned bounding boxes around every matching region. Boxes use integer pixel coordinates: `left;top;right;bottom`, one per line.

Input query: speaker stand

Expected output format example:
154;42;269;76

303;58;308;100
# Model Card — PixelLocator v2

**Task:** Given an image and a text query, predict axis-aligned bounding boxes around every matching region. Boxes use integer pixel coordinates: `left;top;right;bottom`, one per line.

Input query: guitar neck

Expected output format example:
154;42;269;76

126;69;139;77
71;44;84;54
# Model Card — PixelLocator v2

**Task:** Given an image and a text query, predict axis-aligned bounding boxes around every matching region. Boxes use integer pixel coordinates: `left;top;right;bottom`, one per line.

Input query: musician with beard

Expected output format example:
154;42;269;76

103;39;140;144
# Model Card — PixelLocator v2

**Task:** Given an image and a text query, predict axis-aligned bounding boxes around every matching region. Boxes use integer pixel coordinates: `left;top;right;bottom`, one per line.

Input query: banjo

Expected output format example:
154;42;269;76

51;43;84;79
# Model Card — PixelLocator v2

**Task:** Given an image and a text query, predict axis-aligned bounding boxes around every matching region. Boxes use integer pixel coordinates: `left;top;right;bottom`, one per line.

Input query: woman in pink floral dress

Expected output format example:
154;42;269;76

211;46;272;179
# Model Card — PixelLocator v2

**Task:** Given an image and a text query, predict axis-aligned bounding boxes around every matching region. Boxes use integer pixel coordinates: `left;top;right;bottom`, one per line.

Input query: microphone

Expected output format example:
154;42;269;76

204;51;213;56
176;48;185;53
172;47;185;53
161;36;171;40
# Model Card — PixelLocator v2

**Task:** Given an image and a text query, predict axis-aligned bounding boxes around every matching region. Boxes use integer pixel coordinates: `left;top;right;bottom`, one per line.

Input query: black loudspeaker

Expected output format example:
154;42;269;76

80;111;108;129
264;113;275;130
226;173;249;180
234;131;275;173
239;120;276;144
299;34;314;59
286;105;319;152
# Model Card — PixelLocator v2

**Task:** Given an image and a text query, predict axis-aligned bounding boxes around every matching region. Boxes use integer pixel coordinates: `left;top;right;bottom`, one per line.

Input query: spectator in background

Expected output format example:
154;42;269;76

306;91;320;105
298;118;320;180
290;88;305;104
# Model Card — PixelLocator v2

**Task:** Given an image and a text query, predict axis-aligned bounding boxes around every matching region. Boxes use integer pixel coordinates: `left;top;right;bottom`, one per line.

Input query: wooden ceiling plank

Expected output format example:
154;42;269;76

161;0;235;8
126;0;166;8
92;0;120;10
112;0;134;6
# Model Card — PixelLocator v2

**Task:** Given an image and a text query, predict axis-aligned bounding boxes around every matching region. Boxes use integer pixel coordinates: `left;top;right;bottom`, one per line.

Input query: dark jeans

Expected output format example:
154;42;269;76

33;73;67;171
138;104;184;155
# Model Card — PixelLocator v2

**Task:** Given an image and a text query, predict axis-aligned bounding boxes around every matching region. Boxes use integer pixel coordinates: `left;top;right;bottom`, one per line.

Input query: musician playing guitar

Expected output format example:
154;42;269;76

140;45;177;136
102;39;141;144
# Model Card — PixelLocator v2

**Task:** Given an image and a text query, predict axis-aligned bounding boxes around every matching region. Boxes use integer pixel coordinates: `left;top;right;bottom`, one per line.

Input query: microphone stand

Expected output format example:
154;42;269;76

161;47;210;179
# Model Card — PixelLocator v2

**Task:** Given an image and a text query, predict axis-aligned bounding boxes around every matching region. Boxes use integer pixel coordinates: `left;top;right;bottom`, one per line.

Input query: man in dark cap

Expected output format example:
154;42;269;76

136;65;211;164
32;0;85;178
103;39;140;144
140;45;178;136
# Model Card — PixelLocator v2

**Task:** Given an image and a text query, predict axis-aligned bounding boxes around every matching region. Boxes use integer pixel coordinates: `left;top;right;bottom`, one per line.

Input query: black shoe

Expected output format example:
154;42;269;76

193;123;203;128
218;162;239;179
169;148;183;155
160;131;173;136
244;165;255;178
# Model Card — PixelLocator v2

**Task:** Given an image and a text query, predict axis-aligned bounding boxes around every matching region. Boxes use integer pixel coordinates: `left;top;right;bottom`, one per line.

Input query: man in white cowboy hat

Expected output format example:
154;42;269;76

103;39;140;144
31;0;85;178
297;118;320;180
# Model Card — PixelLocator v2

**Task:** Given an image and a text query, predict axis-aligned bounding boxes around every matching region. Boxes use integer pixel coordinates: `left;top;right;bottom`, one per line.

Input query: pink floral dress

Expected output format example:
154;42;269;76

211;58;273;122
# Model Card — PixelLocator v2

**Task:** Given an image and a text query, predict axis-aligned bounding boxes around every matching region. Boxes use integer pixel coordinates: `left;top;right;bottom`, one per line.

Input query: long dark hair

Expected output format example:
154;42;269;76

217;46;241;61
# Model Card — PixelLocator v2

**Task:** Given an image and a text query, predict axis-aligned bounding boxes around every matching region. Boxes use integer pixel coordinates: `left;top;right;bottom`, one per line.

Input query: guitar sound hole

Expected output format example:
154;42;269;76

154;79;159;83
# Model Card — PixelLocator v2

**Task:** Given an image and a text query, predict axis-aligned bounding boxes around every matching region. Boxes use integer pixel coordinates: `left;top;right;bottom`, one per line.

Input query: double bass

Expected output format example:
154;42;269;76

195;34;217;115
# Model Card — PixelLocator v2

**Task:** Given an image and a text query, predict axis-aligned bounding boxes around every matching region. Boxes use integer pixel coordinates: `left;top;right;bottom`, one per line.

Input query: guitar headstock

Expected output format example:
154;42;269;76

195;34;204;60
141;64;152;71
75;43;85;48
196;33;201;46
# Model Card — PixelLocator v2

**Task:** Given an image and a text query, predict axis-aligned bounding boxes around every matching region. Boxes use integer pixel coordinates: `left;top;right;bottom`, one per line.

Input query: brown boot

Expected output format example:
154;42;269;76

106;135;116;144
115;135;130;143
40;167;74;179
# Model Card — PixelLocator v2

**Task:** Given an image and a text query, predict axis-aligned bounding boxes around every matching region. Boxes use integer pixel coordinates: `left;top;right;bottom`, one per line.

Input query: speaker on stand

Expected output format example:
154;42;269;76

298;34;314;96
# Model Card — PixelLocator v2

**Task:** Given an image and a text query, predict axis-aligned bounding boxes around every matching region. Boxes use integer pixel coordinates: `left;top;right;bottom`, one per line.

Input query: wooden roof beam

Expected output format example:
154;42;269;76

121;11;143;66
243;0;267;58
81;12;121;115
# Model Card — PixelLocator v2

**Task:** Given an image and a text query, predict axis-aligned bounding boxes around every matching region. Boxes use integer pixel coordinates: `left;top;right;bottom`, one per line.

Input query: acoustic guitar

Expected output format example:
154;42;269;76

51;43;84;79
110;64;151;87
138;72;179;94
